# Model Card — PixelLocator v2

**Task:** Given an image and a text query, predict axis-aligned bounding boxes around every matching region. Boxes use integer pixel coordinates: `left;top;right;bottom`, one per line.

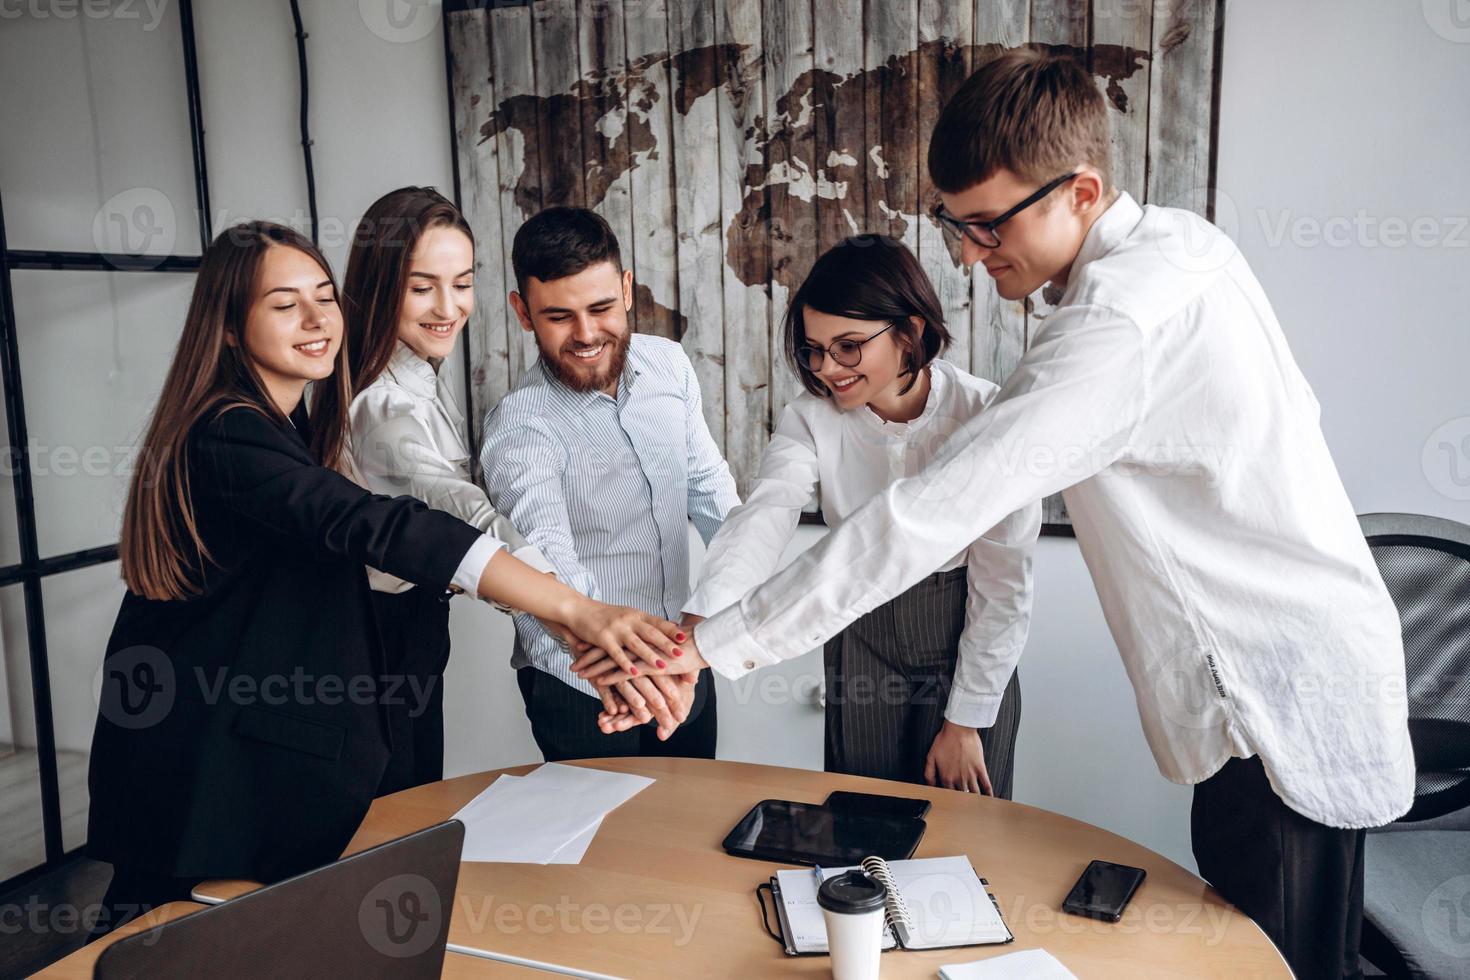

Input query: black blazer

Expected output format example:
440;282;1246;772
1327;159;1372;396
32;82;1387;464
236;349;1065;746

86;405;482;881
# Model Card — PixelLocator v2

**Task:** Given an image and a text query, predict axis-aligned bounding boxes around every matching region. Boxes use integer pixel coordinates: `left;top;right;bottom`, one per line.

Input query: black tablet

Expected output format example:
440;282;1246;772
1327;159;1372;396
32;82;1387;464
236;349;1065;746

722;799;925;866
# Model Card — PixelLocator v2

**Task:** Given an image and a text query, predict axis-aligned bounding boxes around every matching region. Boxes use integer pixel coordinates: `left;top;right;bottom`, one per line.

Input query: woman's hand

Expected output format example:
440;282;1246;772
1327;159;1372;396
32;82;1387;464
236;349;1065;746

923;720;993;795
573;627;707;683
559;597;684;676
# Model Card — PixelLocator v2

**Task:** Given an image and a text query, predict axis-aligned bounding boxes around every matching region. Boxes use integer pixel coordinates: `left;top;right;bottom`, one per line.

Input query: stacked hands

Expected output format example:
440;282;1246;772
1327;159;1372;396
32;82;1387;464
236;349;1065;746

536;602;709;741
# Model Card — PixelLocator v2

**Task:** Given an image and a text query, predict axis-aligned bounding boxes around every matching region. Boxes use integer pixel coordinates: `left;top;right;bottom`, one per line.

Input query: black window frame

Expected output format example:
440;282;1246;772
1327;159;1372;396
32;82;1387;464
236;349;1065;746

0;0;210;892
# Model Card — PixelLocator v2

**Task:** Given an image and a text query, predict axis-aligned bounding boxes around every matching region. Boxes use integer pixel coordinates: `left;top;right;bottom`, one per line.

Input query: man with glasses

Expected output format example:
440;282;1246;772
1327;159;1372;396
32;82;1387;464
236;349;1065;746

579;49;1410;980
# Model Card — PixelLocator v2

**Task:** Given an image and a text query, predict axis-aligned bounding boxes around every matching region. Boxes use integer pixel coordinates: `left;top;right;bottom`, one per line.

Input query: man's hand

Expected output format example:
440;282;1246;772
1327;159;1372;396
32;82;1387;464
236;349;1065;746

923;720;993;795
595;674;698;739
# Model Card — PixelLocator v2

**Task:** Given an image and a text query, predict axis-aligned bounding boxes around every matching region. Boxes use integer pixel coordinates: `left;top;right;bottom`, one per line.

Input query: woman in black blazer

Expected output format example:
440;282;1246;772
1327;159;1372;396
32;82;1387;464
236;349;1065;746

87;221;687;935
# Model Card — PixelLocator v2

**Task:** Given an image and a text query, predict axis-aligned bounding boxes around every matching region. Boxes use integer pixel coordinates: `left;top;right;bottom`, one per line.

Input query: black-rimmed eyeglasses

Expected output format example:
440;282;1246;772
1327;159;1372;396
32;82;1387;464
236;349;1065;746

930;172;1078;249
797;322;894;373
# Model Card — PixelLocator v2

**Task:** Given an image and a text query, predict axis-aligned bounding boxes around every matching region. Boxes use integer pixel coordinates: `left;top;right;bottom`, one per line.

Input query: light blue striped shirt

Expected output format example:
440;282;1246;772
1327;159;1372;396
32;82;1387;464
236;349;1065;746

480;334;740;698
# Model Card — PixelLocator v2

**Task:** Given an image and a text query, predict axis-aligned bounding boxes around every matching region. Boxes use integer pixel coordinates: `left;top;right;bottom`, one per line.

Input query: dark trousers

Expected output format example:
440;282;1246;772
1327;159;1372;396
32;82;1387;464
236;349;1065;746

372;586;451;797
822;567;1022;799
1192;755;1367;980
90;866;197;941
516;665;717;761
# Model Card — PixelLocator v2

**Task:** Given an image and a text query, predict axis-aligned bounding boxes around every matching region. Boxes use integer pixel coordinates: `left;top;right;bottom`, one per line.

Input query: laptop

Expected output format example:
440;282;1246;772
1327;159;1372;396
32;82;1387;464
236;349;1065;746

96;819;464;979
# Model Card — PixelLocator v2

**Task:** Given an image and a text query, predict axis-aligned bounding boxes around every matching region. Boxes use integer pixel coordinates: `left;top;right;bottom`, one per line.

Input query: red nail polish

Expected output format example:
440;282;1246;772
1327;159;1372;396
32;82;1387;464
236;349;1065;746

656;659;667;669
631;667;639;675
672;648;683;657
675;632;686;642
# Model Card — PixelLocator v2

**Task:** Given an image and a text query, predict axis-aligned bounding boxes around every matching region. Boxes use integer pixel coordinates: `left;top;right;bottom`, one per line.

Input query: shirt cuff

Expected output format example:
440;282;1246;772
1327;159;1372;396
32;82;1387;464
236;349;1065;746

943;690;1007;729
449;534;507;598
693;602;785;679
511;543;558;577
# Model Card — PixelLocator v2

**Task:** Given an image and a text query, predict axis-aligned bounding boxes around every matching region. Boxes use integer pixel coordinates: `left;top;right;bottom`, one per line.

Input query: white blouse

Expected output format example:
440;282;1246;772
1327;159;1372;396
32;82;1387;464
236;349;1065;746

684;357;1042;728
348;341;553;594
693;192;1415;830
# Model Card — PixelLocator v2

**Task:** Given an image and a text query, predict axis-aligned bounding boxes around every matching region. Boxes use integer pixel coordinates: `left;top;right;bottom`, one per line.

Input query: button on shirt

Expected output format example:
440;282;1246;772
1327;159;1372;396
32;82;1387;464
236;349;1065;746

684;357;1041;728
481;334;740;697
695;192;1414;829
347;341;554;596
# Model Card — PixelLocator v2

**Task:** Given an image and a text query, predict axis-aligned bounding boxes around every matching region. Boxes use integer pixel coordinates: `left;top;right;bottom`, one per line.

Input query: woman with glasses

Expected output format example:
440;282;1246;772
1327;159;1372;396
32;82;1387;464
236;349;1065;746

679;235;1041;796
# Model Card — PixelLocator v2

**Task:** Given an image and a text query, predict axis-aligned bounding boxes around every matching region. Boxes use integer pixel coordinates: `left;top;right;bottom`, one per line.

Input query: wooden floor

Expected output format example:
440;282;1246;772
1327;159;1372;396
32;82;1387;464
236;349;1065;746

1;745;90;882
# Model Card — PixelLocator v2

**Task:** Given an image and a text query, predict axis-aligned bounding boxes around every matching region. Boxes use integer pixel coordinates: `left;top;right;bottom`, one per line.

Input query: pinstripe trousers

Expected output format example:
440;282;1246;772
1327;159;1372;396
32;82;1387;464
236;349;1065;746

822;566;1022;799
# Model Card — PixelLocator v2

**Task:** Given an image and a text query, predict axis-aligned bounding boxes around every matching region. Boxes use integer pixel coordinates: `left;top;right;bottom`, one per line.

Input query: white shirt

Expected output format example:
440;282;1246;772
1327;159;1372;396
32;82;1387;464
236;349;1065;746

696;192;1414;829
348;341;554;596
684;358;1040;728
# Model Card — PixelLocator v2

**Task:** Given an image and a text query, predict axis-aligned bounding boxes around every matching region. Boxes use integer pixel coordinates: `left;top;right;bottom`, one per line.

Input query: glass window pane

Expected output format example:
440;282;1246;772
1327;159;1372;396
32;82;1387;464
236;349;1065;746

43;561;125;853
0;583;47;881
11;270;192;559
0;3;200;256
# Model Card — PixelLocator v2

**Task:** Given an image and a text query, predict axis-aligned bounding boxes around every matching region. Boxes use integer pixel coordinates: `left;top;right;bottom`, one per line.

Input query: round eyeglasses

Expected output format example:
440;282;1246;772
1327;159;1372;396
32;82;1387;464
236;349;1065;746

797;322;894;373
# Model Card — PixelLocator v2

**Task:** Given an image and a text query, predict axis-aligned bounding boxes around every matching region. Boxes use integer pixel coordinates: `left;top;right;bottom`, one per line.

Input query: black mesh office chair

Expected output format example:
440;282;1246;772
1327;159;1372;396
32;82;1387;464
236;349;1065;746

1357;513;1470;979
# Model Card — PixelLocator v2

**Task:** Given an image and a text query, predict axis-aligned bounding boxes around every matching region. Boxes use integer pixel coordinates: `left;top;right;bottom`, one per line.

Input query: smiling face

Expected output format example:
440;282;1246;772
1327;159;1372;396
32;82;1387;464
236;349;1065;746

239;244;342;414
939;166;1107;300
511;259;633;394
802;308;917;411
395;225;474;362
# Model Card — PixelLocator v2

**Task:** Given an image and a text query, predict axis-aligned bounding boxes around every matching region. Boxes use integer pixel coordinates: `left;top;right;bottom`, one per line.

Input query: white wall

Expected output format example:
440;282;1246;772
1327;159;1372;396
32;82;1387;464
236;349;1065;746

0;0;1464;876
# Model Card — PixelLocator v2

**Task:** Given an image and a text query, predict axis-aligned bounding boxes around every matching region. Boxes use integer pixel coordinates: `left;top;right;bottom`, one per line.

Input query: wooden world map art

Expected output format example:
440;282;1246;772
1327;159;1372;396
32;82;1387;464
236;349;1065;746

446;0;1224;531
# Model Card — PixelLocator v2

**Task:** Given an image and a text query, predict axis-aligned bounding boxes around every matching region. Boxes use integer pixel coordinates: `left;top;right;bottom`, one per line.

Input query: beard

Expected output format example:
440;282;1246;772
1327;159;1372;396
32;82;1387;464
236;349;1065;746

537;328;631;393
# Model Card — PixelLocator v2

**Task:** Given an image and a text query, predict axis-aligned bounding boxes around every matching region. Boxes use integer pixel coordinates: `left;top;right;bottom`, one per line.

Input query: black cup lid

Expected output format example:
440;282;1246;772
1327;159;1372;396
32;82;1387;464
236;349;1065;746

817;870;887;914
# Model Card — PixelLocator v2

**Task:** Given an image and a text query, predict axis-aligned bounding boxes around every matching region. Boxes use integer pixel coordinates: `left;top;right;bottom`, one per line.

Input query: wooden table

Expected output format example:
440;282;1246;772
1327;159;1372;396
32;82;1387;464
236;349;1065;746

196;758;1291;978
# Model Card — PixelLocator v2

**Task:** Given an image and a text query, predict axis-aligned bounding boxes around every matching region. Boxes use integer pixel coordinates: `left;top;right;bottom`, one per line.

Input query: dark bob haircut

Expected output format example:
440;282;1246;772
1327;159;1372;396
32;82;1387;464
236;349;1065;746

784;235;950;399
511;206;623;299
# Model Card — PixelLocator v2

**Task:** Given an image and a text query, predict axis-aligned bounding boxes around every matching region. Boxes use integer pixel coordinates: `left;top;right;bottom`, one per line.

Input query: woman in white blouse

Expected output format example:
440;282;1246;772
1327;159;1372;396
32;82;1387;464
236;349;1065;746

682;236;1041;796
333;187;555;793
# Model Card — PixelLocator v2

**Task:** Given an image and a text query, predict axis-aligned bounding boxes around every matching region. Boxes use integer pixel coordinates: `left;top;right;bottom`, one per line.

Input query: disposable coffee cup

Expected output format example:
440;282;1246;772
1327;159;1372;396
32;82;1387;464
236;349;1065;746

817;869;887;980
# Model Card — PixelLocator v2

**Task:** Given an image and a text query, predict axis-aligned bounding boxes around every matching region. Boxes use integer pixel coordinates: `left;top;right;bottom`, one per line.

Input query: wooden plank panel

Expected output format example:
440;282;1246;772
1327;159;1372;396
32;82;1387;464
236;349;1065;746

1030;0;1088;46
624;0;683;341
669;0;727;451
762;0;815;421
1146;0;1217;213
577;0;637;329
715;0;771;493
1092;0;1153;202
918;0;975;372
488;3;544;384
446;6;511;452
862;0;919;251
968;3;1028;388
532;0;585;208
811;0;866;255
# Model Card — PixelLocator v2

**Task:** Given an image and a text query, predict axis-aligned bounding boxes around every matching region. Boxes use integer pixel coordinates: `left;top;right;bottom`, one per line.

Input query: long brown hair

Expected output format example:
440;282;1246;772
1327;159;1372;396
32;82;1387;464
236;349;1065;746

120;221;350;600
313;186;473;467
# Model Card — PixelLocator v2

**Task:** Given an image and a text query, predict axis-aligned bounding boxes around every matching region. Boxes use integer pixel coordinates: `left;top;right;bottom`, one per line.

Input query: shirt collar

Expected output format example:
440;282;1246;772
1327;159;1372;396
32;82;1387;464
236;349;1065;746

1061;191;1143;299
384;340;439;397
539;336;642;406
856;360;947;436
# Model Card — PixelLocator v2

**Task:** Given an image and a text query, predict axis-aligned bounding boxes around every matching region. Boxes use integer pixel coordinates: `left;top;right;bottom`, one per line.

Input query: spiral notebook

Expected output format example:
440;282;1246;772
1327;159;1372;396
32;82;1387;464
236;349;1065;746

766;855;1013;954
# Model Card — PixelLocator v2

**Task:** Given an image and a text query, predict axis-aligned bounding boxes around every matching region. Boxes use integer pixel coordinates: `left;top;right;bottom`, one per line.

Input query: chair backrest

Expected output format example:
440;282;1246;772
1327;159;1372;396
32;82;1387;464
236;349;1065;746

1360;513;1470;823
95;819;464;979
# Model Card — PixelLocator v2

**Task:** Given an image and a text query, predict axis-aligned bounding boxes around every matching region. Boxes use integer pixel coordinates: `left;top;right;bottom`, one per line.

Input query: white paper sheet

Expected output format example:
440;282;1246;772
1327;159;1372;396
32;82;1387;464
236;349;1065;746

450;764;652;864
939;949;1078;980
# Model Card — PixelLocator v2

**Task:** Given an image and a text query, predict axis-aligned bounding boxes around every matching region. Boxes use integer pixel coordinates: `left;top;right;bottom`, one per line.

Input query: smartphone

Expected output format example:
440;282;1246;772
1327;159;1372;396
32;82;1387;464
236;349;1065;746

1061;860;1147;922
824;790;932;821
